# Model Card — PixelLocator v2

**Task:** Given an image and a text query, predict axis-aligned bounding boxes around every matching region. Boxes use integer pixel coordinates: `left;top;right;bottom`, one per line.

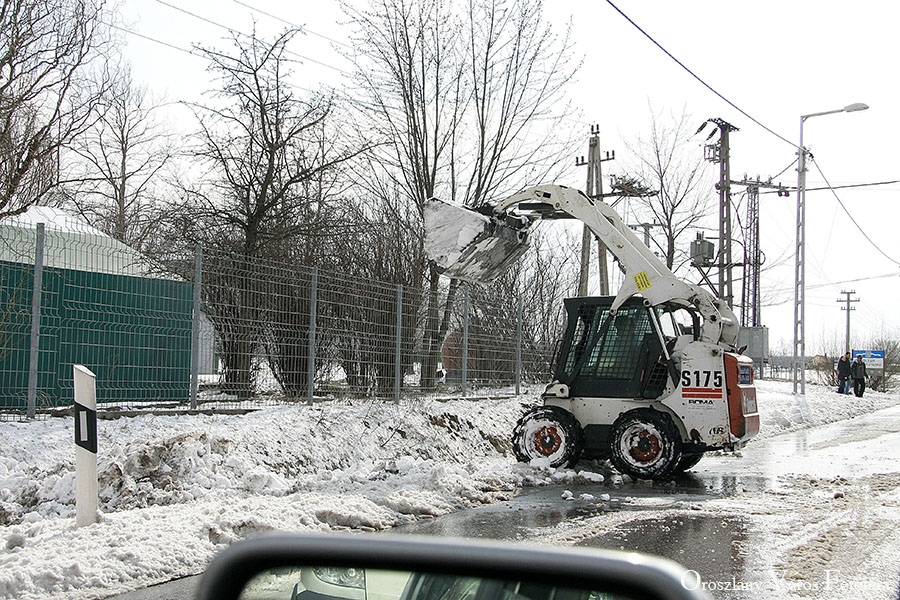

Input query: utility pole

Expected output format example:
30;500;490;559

628;222;661;248
576;125;615;295
701;118;739;307
837;290;859;354
793;103;868;396
742;182;760;327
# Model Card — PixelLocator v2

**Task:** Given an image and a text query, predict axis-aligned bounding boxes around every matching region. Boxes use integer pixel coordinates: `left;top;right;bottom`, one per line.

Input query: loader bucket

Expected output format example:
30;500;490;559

424;197;531;283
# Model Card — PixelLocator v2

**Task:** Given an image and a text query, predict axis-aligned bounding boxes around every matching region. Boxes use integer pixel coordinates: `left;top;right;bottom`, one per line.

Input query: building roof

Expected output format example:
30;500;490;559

8;206;108;237
0;206;175;279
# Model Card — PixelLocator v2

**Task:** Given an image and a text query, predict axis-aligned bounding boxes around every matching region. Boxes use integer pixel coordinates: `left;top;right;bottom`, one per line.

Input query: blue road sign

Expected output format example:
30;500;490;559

852;350;885;372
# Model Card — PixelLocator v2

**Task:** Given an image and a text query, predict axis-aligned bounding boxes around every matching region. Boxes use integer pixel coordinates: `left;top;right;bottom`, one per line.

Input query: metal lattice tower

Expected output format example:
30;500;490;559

731;177;790;328
740;184;761;327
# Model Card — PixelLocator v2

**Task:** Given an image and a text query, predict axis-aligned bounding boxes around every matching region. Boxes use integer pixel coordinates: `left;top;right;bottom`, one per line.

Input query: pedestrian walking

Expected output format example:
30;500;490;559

836;352;852;394
850;355;867;397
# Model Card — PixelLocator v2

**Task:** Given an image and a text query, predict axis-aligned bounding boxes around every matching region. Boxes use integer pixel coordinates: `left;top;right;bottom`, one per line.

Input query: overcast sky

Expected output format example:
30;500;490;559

117;0;900;355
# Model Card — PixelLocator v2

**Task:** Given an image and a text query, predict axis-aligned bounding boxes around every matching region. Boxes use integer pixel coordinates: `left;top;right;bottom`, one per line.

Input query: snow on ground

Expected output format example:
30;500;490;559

0;380;897;599
753;378;900;440
702;471;900;599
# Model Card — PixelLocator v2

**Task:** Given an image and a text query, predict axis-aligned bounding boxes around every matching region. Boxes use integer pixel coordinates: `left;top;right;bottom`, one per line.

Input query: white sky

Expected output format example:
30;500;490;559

116;0;900;355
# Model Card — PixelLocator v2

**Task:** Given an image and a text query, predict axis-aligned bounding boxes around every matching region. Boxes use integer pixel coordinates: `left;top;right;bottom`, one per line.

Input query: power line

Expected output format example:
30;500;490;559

106;21;201;58
811;158;900;266
605;0;797;150
154;0;352;75
771;158;798;181
229;0;593;129
232;0;353;49
765;273;899;299
760;178;900;194
108;22;323;96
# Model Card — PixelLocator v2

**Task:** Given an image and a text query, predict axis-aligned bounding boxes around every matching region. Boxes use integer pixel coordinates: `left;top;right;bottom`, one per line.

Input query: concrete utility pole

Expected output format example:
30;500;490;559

702;118;739;308
837;290;859;354
576;125;615;295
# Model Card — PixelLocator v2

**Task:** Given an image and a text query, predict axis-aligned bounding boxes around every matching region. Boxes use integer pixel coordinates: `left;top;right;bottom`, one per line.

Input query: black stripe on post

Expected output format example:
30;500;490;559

74;402;97;454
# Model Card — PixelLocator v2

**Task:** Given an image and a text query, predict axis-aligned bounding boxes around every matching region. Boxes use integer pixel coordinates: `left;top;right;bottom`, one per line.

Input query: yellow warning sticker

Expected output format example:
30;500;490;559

633;271;652;291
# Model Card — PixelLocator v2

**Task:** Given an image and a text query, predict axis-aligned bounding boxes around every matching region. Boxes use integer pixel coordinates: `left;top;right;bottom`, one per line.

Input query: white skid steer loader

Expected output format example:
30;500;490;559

424;185;758;480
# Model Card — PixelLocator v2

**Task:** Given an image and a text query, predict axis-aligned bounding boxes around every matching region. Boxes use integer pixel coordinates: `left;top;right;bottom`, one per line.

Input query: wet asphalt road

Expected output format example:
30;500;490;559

108;404;900;600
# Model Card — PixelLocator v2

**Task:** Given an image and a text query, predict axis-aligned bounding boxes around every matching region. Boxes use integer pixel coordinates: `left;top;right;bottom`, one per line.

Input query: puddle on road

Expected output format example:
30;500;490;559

393;493;606;539
392;470;770;541
577;515;758;600
680;472;772;494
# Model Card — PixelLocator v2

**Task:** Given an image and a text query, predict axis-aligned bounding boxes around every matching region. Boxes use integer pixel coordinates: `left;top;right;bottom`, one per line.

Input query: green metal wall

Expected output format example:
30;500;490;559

0;260;193;409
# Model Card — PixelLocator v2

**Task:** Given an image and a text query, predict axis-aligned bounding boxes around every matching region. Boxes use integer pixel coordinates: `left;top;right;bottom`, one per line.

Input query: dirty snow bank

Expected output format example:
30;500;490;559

0;395;555;599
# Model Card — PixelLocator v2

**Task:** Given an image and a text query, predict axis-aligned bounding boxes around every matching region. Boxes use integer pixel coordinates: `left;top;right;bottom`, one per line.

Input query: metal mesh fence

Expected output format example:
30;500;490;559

1;214;557;418
196;250;554;406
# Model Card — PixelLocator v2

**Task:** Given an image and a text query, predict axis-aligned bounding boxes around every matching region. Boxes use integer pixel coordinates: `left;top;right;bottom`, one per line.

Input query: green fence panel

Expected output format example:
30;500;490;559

0;260;193;409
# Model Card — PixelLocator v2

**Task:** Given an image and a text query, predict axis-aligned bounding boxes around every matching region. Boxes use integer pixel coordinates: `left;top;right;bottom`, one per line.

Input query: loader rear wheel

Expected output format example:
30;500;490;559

513;406;584;468
609;408;682;481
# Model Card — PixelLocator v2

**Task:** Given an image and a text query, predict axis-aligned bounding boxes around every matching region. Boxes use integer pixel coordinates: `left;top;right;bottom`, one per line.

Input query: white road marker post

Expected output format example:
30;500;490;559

73;365;98;527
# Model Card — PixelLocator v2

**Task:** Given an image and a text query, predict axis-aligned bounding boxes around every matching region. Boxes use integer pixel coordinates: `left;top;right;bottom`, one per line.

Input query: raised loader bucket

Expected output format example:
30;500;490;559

424;197;531;283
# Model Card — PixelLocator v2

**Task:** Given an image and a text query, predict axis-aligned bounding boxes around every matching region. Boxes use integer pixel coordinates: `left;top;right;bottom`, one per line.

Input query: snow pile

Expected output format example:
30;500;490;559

0;398;532;524
0;379;897;599
0;397;535;599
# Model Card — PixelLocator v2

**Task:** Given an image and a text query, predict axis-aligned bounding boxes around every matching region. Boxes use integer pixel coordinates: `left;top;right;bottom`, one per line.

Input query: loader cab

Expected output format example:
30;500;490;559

553;297;698;400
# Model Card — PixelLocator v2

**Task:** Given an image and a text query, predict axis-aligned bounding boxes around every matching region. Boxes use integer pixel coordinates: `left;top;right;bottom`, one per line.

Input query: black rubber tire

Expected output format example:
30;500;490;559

513;406;584;468
675;452;704;472
609;408;682;481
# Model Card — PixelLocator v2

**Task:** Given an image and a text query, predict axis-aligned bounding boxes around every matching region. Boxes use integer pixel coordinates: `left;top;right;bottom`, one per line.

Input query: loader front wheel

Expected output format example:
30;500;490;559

609;408;682;481
513;406;584;468
675;452;704;473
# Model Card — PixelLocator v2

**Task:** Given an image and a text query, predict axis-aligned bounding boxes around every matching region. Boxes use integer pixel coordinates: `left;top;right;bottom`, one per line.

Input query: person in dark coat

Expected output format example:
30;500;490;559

836;352;852;394
850;355;867;397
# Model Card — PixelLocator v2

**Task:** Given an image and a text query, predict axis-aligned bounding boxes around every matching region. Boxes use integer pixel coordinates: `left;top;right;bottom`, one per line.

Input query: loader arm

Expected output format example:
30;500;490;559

427;184;738;349
494;185;738;348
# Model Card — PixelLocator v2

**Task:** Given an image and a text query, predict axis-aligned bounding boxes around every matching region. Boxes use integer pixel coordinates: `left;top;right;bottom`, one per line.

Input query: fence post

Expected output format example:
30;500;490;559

189;244;202;410
394;284;403;404
307;267;318;405
516;295;523;395
461;286;469;397
26;223;45;419
73;364;98;527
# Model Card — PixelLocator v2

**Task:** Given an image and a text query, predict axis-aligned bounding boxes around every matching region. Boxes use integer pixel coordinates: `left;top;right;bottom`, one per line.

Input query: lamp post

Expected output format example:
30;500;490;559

793;102;869;395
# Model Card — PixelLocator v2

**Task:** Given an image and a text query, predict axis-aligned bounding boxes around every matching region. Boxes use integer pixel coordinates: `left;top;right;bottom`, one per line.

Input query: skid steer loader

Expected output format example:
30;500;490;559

424;185;758;480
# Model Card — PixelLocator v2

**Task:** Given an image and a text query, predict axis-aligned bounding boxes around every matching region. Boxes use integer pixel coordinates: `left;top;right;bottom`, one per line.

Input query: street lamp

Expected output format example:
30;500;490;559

793;102;869;395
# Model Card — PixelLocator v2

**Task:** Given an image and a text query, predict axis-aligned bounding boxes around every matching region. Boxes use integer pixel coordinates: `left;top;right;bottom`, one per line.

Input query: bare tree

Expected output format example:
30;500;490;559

343;0;580;389
461;0;579;207
69;66;176;253
467;228;580;383
188;29;353;256
0;0;110;220
624;108;713;270
183;29;359;396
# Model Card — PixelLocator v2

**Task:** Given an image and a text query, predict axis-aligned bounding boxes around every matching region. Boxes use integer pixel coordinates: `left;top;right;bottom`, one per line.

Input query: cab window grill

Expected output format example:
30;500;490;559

580;305;652;380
